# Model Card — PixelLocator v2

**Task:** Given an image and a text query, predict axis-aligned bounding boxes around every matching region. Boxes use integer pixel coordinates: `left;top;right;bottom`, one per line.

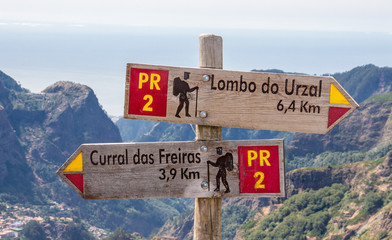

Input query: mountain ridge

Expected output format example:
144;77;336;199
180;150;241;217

1;63;391;238
0;74;192;238
148;65;392;239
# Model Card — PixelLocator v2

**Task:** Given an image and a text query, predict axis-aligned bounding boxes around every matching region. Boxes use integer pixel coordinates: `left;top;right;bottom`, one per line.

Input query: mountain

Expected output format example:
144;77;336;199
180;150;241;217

150;65;392;239
115;118;157;142
1;63;391;238
254;64;392;105
0;70;33;200
285;91;392;171
155;142;392;240
1;79;122;199
0;72;191;238
331;64;392;103
123;65;392;239
237;150;392;239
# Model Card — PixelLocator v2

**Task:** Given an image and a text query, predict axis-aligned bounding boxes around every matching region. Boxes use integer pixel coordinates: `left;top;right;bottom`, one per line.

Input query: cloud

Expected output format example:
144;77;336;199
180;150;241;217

0;0;391;33
0;22;53;27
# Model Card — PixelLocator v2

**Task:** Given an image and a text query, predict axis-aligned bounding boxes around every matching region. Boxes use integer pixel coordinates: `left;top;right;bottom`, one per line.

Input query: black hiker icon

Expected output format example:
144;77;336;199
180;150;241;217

207;147;233;193
173;72;198;118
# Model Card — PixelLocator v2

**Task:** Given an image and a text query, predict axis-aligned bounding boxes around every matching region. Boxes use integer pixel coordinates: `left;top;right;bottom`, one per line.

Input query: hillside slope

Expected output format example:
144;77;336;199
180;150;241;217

0;72;191;237
332;64;392;103
286;92;392;171
154;90;392;239
155;150;392;240
4;80;122;193
238;151;392;240
0;71;33;199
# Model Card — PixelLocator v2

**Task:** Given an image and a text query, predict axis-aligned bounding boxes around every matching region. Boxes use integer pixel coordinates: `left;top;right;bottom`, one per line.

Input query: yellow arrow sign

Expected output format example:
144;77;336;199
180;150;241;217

330;83;350;105
59;151;84;194
64;152;83;172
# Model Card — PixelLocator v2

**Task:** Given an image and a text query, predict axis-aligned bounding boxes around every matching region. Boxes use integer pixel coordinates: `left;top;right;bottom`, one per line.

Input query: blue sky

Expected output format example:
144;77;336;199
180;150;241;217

1;0;391;33
1;0;391;116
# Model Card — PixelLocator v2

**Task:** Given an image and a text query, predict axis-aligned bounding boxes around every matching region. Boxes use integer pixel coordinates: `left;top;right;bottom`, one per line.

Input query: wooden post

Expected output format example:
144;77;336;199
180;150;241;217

194;34;223;240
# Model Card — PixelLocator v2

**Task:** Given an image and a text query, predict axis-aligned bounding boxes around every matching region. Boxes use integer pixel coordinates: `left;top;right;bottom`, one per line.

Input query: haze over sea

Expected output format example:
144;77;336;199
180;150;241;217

1;24;391;116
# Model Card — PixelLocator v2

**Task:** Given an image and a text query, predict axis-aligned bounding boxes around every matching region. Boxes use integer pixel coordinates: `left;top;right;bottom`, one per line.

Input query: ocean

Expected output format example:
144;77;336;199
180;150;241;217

1;25;391;116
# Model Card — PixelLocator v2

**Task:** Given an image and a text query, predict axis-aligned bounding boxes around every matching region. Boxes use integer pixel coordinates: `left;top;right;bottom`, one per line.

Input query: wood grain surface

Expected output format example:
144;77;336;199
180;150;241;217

57;140;285;200
124;63;358;134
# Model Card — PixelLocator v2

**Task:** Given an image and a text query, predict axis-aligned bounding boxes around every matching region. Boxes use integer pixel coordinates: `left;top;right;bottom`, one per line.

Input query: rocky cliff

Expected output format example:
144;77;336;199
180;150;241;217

0;72;33;198
0;79;122;193
0;71;193;237
0;70;121;199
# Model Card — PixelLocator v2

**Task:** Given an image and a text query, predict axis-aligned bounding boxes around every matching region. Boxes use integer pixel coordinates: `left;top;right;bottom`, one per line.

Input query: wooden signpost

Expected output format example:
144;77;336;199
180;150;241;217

57;34;359;240
56;140;285;200
194;34;224;240
124;64;358;134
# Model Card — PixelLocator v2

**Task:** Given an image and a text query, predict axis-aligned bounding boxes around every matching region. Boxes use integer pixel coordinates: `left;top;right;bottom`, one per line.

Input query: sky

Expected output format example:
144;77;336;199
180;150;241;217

1;0;391;33
1;0;391;116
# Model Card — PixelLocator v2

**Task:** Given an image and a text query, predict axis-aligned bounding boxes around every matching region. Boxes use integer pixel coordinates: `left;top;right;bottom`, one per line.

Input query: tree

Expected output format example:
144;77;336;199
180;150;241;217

0;203;6;212
104;227;135;240
61;223;95;240
20;220;48;240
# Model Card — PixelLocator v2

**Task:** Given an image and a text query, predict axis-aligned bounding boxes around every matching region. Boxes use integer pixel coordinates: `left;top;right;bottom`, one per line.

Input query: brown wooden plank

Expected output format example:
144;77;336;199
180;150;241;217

124;63;358;134
57;140;285;199
195;34;223;240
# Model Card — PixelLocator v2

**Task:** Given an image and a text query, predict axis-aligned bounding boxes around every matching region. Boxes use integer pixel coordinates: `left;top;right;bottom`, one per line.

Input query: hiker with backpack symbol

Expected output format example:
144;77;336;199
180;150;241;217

173;72;199;118
208;147;233;193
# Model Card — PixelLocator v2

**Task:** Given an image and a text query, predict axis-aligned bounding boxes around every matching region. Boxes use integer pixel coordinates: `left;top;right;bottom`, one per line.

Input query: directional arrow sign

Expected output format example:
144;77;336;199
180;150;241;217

57;140;285;199
124;63;359;134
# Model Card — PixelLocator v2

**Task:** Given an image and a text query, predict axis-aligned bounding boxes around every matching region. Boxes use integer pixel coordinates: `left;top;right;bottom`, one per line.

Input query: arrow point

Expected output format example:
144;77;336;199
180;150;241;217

328;107;351;128
330;83;351;105
64;174;84;193
64;152;83;172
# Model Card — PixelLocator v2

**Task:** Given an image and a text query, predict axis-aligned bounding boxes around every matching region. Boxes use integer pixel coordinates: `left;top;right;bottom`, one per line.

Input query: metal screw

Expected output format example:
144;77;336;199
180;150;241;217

201;181;209;190
200;111;207;118
202;75;210;81
200;145;208;152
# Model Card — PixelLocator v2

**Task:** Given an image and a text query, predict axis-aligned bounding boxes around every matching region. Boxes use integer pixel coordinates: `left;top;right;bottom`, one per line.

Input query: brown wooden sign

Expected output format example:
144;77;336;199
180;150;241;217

57;140;285;199
124;63;358;134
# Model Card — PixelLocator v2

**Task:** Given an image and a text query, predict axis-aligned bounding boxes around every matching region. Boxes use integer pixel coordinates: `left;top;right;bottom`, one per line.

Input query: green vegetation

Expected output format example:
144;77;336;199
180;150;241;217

240;152;392;240
60;222;95;240
377;230;389;240
20;221;48;240
347;191;384;225
366;92;392;102
332;64;392;103
222;204;255;239
241;184;348;239
286;142;392;172
104;227;145;240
